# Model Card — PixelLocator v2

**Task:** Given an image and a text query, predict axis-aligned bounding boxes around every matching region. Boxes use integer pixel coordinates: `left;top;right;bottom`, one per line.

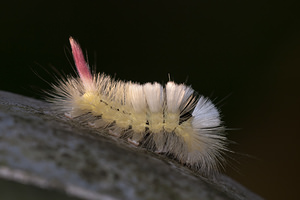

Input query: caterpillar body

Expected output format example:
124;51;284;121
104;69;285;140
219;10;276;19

47;37;228;176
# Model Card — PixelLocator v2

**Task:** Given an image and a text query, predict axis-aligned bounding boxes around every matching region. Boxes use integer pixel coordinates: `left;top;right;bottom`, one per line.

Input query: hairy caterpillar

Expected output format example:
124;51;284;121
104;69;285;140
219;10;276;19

47;37;228;176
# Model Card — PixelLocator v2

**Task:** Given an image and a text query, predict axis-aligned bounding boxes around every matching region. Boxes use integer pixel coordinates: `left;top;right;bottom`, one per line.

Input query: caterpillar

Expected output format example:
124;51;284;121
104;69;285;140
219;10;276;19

46;37;228;176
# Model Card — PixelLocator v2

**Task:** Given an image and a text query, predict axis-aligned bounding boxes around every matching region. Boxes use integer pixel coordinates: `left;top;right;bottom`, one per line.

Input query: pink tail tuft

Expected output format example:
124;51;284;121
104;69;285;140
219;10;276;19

69;37;93;88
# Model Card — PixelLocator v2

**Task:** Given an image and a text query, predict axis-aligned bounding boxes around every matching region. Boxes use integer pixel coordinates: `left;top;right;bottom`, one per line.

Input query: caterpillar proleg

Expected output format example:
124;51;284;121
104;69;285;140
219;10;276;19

47;37;228;176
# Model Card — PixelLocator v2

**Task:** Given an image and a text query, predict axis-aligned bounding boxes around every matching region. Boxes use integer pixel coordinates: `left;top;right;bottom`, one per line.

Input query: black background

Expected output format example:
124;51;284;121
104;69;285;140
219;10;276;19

1;1;300;199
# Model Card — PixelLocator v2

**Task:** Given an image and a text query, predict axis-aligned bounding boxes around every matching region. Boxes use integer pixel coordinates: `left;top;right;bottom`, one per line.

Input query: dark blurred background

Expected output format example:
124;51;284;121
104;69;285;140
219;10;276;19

1;1;299;199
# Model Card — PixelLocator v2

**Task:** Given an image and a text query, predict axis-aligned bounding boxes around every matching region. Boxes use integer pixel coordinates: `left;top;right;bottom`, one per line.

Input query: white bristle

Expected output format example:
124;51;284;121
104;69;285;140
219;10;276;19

126;83;147;113
143;82;164;113
192;96;221;129
166;82;194;113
